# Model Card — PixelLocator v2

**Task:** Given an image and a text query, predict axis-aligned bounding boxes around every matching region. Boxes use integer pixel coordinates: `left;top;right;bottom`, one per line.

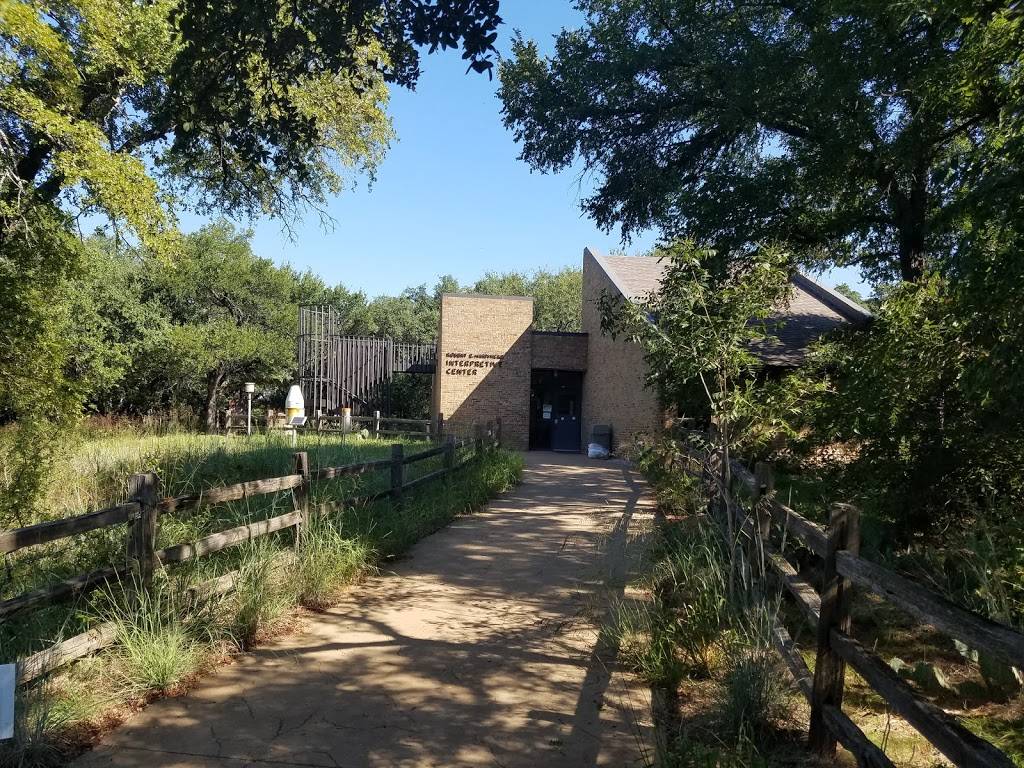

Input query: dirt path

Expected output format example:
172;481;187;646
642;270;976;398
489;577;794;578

77;452;656;768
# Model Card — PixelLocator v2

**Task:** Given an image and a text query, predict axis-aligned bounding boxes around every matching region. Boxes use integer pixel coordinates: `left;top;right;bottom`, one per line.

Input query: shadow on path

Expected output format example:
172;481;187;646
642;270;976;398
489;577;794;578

77;452;655;768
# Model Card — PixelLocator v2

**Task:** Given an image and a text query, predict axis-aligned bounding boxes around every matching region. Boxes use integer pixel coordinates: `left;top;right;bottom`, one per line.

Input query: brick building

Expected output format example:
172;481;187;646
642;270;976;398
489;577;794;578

432;247;869;453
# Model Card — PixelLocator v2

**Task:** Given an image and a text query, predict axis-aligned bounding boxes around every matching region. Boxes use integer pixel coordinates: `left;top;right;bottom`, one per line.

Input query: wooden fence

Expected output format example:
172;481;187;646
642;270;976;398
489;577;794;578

1;422;501;689
684;440;1024;768
223;412;456;443
314;413;441;440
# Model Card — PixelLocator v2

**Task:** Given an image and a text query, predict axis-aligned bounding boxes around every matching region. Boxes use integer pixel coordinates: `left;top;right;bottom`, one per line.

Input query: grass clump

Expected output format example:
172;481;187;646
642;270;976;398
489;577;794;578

95;574;212;694
652;523;729;677
230;540;297;649
719;648;789;744
610;521;729;690
296;514;373;610
611;600;688;689
0;683;71;768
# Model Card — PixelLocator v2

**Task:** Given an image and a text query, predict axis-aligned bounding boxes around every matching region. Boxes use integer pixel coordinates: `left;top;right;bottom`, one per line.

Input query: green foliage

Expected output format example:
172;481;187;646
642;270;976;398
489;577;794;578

1;0;503;512
3;0;499;234
95;575;211;693
230;540;296;650
898;509;1024;631
600;240;792;444
487;267;582;332
792;242;1024;536
499;2;1024;283
140;222;308;428
295;514;373;611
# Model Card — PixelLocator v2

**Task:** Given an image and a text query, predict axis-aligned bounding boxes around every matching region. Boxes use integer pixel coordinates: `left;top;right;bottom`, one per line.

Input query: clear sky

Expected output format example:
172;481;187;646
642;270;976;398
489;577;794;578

181;0;866;298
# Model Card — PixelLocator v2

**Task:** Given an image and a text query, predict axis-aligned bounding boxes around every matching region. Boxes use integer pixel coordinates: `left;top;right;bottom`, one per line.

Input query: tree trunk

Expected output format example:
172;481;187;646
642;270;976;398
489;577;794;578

896;220;927;283
894;168;929;283
203;370;223;433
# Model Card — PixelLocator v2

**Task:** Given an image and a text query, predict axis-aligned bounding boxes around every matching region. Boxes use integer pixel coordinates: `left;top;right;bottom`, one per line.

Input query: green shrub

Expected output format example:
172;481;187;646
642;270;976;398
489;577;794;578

0;683;70;768
230;540;297;648
610;600;687;688
95;575;207;693
296;514;373;610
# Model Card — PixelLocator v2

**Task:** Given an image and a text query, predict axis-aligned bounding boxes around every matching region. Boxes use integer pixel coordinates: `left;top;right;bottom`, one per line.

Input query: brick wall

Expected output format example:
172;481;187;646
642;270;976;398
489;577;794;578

530;332;588;371
434;294;534;450
581;249;663;453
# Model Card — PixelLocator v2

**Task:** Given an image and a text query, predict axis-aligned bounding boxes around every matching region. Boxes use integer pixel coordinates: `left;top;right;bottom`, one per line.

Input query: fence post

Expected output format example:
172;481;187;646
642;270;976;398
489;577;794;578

437;413;445;441
495;417;502;447
127;472;160;588
474;423;484;459
444;434;456;479
373;410;381;438
753;461;775;538
809;502;861;757
292;452;311;543
749;461;775;576
390;443;405;507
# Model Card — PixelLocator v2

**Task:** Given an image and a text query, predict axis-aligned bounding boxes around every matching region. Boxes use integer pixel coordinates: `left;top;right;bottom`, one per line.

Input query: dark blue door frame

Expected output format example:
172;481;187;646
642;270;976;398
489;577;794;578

529;369;583;452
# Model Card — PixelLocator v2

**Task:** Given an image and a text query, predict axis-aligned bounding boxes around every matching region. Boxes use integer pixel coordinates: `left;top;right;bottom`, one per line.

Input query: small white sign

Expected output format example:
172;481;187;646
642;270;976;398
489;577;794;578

0;663;14;740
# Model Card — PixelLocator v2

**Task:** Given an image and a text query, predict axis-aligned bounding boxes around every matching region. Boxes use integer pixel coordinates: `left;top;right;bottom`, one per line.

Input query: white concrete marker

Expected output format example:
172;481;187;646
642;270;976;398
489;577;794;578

0;663;13;740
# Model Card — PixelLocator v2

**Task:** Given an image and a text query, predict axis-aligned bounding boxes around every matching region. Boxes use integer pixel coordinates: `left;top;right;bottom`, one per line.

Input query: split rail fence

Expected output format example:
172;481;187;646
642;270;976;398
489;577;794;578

223;412;439;439
681;439;1024;768
1;421;501;690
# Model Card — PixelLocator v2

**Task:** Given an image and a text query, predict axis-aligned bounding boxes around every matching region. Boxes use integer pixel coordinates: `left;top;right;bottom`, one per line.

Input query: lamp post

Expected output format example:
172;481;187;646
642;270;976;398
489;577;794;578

244;382;255;435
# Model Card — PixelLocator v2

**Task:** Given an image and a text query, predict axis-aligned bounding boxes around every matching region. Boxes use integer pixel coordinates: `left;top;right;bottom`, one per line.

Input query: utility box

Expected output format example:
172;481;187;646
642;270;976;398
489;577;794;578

591;424;613;453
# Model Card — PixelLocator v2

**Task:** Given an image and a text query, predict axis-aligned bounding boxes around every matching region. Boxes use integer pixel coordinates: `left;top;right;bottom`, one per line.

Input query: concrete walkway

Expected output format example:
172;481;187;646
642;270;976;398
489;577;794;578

78;453;656;768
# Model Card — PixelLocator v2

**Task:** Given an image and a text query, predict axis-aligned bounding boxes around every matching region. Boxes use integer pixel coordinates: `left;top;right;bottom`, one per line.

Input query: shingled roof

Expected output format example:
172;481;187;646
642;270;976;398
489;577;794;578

587;248;871;366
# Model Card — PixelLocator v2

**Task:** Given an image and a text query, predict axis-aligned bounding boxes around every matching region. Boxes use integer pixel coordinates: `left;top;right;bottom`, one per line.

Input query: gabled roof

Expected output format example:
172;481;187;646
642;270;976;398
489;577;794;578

585;247;870;366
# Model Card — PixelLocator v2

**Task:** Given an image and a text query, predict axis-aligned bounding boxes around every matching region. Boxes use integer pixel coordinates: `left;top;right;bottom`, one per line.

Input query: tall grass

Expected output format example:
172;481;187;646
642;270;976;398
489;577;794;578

609;520;730;688
2;443;523;765
229;539;296;649
296;514;373;610
0;432;431;663
93;574;217;693
627;436;801;766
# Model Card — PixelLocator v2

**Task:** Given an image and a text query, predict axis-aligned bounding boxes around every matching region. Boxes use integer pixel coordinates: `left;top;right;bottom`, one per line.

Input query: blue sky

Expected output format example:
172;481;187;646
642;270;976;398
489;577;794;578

181;0;866;298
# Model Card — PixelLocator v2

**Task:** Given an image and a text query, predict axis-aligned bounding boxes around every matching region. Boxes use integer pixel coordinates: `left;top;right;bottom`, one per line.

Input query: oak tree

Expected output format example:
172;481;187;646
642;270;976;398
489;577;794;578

499;1;1023;283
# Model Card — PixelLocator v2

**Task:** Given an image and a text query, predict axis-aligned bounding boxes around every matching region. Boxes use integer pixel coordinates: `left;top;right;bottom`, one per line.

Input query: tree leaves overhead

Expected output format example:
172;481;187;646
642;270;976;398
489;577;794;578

498;1;1024;283
2;0;502;236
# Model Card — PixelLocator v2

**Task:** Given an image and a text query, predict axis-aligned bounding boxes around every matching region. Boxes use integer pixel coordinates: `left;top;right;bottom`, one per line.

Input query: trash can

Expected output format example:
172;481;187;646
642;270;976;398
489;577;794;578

589;424;613;458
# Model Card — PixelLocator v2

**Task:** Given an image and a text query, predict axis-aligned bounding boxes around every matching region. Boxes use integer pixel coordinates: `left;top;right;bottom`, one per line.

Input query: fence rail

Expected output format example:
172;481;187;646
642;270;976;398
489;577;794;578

2;421;502;688
681;437;1024;768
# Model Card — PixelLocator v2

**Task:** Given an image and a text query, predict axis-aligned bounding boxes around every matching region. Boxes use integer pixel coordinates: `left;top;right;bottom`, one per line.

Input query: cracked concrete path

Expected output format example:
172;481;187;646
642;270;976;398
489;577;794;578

77;452;656;768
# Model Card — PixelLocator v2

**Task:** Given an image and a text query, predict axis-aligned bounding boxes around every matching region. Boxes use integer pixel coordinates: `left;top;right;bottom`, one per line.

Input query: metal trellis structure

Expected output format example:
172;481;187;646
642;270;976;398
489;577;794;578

297;306;436;416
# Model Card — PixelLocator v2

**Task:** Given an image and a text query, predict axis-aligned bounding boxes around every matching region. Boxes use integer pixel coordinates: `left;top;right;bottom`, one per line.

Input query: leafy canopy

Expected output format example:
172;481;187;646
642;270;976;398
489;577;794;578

0;0;502;443
499;2;1024;283
599;241;793;431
